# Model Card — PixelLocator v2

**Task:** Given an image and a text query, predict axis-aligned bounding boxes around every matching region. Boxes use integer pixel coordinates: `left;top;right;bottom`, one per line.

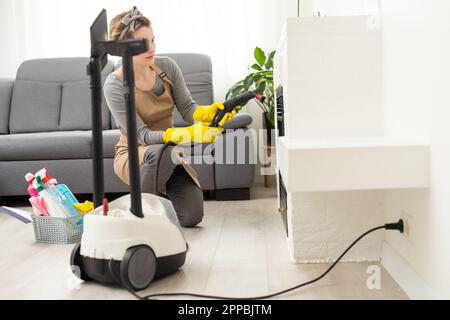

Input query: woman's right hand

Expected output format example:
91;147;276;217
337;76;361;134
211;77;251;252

162;122;224;144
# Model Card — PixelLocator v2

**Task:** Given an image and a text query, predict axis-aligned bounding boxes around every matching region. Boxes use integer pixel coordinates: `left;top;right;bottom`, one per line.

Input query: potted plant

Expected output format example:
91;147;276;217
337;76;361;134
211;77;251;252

226;47;276;145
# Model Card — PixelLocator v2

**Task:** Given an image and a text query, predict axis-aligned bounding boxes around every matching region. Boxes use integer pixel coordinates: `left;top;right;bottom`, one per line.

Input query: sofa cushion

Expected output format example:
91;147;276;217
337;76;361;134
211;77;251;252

167;53;214;104
213;128;255;165
103;129;120;158
9;58;114;134
170;53;213;127
0;79;14;134
59;80;110;131
9;80;62;133
14;58;107;82
0;131;92;161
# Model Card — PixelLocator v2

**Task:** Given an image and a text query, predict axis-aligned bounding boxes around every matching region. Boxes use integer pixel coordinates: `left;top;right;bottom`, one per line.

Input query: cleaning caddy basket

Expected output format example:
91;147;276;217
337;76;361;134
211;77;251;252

32;215;83;244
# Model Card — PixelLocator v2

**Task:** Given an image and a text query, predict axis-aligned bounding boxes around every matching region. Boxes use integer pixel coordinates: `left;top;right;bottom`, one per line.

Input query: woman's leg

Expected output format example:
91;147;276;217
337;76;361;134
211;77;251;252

165;166;204;228
139;144;178;194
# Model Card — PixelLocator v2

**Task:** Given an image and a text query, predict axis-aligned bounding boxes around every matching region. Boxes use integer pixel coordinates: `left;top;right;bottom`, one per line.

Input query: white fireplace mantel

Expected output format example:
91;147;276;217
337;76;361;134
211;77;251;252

278;137;430;193
274;16;430;263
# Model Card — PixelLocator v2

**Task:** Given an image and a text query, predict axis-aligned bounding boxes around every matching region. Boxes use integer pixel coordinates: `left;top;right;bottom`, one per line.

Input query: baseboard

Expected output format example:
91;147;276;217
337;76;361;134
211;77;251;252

381;242;437;300
215;188;250;201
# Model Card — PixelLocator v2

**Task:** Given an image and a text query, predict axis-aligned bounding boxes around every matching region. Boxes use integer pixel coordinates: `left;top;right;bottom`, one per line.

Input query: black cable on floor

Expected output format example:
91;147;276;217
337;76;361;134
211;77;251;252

124;221;402;300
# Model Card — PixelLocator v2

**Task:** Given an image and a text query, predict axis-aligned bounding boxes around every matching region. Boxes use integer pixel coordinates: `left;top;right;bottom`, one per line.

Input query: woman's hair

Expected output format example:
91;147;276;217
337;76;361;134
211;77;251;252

109;7;151;41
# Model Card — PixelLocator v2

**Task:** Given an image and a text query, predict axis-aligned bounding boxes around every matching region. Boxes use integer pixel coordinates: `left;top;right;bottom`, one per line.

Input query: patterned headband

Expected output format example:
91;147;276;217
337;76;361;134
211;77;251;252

118;6;144;40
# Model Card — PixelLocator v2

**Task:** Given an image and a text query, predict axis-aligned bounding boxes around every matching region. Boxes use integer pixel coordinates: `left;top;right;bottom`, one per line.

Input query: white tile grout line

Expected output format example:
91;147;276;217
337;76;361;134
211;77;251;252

202;205;227;295
262;203;276;297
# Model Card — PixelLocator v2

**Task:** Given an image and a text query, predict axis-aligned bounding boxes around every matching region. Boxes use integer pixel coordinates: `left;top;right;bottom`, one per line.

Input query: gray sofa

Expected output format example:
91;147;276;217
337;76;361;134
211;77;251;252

0;54;255;200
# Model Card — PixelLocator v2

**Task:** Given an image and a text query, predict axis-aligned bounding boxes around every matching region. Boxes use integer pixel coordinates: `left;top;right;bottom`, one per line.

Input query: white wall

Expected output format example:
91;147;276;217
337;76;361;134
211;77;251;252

382;0;450;299
0;0;26;79
301;0;450;299
0;0;297;104
299;0;381;17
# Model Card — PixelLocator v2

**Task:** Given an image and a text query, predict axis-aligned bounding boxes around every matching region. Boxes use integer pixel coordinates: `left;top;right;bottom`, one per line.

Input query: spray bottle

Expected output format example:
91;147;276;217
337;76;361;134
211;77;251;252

25;172;49;216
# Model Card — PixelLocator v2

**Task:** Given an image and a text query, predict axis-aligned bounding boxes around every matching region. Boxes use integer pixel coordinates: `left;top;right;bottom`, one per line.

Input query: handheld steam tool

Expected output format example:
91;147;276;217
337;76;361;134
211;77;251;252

210;91;262;127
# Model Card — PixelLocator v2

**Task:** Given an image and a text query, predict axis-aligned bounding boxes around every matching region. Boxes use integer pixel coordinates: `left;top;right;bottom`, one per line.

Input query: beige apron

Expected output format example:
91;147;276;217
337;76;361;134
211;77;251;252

113;63;200;191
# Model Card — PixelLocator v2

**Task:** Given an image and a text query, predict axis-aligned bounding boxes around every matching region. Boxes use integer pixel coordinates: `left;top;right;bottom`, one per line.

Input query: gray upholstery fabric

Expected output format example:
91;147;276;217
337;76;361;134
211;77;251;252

167;53;214;127
59;79;110;131
215;163;256;189
221;113;253;130
0;129;119;161
213;128;256;165
15;58;112;82
9;58;113;133
0;131;92;161
0;55;255;197
0;79;14;134
163;53;214;104
9;80;62;133
102;129;120;158
180;128;255;190
214;128;256;189
0;158;128;196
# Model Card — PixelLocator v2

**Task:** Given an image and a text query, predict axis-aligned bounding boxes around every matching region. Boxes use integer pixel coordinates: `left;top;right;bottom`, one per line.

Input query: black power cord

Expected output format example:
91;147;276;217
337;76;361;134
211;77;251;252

143;114;405;299
110;219;404;300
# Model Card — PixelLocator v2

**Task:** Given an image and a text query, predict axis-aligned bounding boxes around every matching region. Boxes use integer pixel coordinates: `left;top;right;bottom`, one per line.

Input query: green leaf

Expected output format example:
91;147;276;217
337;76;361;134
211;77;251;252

226;47;276;108
251;63;262;71
255;81;266;95
226;80;244;99
265;50;275;69
253;70;273;77
254;47;266;67
226;84;245;100
243;74;256;90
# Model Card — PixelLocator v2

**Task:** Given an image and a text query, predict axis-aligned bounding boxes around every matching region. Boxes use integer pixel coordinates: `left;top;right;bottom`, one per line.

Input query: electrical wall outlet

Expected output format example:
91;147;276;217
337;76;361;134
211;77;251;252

400;210;413;238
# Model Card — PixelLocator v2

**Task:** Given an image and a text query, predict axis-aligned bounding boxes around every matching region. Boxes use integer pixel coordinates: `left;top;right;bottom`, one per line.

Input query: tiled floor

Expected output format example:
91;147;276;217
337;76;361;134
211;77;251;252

0;184;408;300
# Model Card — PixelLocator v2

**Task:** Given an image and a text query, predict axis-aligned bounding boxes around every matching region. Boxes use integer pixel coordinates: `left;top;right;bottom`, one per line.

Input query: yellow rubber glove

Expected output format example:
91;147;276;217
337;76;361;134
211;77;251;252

193;102;241;126
73;201;94;215
163;122;224;144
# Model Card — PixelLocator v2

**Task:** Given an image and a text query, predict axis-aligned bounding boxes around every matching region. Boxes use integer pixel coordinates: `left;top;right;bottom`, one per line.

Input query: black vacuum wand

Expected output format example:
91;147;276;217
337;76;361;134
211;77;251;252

88;9;149;218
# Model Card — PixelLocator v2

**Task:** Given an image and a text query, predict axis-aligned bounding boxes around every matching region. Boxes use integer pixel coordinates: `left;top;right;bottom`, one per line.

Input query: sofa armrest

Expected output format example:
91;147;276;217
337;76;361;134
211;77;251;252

0;79;14;134
221;113;253;130
213;128;256;189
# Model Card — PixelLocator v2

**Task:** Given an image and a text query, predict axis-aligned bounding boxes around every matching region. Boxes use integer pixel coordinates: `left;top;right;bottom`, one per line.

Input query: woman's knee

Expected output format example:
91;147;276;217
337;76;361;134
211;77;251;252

178;199;204;228
143;144;176;166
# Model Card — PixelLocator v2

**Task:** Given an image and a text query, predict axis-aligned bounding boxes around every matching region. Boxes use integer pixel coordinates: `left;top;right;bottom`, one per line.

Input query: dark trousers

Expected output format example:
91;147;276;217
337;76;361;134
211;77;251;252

139;144;204;228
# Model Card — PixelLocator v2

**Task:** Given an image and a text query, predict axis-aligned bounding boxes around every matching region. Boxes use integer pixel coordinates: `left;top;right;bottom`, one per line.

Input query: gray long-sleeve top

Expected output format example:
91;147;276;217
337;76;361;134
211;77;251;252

103;56;197;145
